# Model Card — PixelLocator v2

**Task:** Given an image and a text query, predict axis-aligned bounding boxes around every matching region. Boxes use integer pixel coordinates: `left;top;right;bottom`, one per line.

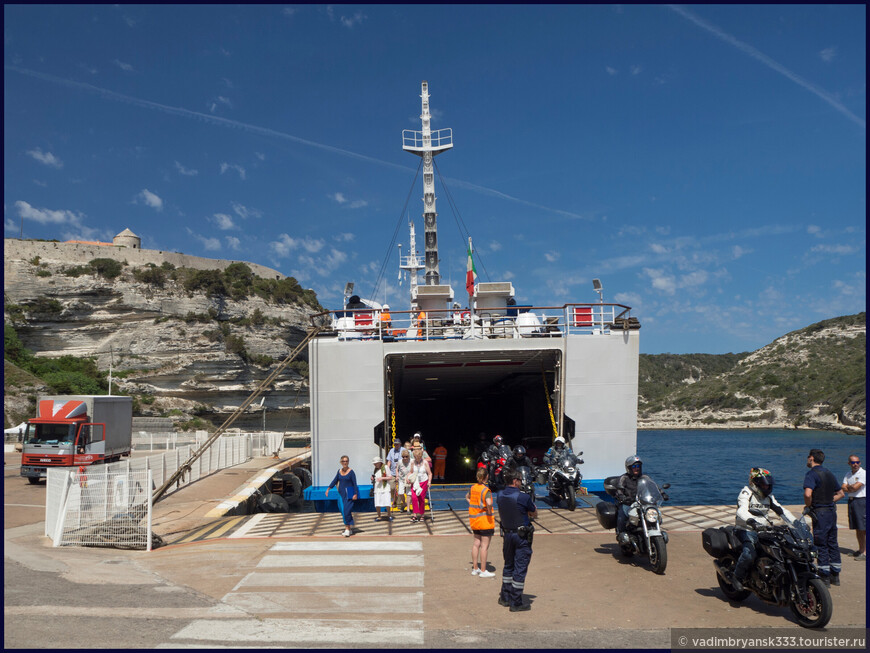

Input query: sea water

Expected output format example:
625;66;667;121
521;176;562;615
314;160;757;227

638;429;866;506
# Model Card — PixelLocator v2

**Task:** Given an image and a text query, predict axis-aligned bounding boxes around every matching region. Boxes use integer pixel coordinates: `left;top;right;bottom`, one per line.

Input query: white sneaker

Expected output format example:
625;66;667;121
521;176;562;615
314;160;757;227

342;529;351;537
471;568;480;576
479;570;495;578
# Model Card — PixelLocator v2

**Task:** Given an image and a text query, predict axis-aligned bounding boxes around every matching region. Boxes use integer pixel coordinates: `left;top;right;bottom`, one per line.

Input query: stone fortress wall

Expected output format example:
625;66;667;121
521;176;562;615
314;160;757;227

4;238;285;281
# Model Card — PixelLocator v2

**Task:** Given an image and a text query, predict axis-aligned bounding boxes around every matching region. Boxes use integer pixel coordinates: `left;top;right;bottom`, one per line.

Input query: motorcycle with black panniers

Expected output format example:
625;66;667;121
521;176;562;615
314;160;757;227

702;508;832;629
595;474;670;574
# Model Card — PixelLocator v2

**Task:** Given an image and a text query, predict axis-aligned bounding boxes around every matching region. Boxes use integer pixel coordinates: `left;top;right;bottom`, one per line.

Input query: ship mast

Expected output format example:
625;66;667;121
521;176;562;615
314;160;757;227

398;220;424;300
402;81;453;286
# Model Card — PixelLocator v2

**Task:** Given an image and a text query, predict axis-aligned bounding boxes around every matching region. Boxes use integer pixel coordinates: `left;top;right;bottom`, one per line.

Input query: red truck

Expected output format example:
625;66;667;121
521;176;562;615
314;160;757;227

20;395;133;484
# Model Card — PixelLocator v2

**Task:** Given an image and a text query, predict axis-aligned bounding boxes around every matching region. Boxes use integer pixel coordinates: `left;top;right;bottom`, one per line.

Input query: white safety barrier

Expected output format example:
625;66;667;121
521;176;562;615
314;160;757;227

46;435;254;548
47;467;154;551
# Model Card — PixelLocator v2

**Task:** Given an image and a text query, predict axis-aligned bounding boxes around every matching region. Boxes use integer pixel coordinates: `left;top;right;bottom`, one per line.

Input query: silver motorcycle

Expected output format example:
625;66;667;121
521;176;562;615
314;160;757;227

544;450;584;510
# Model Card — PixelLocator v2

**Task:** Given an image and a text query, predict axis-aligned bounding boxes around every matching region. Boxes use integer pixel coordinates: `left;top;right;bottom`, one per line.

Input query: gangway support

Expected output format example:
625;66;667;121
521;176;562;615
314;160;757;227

151;324;325;503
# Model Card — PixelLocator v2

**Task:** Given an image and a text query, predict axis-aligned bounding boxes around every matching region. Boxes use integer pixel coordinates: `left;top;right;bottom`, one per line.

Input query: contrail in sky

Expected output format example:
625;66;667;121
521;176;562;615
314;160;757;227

668;5;865;129
6;65;588;220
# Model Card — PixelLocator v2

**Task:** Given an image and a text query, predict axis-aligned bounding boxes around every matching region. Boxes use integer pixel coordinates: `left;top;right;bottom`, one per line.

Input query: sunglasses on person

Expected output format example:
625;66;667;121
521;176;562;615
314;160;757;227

849;460;860;465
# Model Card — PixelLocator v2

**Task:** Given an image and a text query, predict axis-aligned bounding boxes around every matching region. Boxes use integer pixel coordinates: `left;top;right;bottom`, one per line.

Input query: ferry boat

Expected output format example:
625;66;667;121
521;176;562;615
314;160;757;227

306;82;640;504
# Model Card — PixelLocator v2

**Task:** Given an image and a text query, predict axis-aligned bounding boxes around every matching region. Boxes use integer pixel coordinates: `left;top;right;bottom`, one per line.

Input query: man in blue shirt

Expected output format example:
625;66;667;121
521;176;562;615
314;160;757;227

803;448;845;586
497;469;537;612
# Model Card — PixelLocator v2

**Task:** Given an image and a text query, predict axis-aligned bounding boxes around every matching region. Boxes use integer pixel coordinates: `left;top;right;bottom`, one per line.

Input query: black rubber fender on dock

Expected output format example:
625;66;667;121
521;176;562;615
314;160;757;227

291;466;312;489
281;472;304;506
258;492;290;513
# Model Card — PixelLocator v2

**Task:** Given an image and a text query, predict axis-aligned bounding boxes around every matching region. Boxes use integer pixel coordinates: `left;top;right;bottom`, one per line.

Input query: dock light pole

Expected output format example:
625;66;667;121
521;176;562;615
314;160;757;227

592;279;604;329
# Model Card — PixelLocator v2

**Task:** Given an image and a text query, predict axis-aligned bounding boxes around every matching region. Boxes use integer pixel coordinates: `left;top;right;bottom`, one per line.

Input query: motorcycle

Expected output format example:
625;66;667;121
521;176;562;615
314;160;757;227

596;474;670;574
477;444;512;492
702;509;832;629
543;450;584;510
515;464;536;501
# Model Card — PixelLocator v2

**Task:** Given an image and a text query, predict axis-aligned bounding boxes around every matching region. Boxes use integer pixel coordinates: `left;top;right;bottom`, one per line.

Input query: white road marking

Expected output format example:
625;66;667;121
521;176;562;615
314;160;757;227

233;570;424;590
219;591;424;614
228;512;268;538
257;553;423;568
171;618;424;644
269;540;423;551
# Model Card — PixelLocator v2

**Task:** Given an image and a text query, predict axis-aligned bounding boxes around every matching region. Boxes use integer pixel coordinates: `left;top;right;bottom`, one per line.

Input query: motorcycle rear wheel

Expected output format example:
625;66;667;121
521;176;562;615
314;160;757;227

716;558;751;602
649;535;667;574
789;578;832;629
566;485;576;511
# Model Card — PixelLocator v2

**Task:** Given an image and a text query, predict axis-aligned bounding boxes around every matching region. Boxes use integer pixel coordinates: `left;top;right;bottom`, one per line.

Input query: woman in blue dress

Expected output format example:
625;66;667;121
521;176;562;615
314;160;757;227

325;455;359;537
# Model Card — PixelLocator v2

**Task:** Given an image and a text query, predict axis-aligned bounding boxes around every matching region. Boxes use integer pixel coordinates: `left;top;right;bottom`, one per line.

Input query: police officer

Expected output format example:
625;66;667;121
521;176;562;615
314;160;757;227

803;449;845;586
497;469;537;612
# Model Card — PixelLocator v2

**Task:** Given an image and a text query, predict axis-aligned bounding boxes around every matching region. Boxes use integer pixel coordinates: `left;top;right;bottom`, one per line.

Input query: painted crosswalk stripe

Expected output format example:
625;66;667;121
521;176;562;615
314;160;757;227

229;512;268;538
219;591;424;614
257;554;423;568
171;618;424;645
270;540;422;551
234;571;424;590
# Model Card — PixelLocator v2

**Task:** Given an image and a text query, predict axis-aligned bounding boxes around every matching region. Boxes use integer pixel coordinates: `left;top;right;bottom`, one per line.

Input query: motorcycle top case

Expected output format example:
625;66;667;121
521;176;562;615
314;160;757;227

701;527;732;558
595;501;618;530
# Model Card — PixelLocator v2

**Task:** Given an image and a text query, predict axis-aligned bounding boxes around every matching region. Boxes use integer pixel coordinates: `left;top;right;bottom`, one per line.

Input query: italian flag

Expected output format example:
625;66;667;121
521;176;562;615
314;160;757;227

466;238;477;297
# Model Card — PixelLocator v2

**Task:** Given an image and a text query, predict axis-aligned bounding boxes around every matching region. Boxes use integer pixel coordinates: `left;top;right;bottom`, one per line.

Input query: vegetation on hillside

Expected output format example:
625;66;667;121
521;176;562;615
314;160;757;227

639;313;866;427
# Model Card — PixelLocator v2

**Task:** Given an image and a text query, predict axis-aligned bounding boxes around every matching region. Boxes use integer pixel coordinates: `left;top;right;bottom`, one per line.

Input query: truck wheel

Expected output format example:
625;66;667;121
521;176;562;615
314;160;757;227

27;477;42;485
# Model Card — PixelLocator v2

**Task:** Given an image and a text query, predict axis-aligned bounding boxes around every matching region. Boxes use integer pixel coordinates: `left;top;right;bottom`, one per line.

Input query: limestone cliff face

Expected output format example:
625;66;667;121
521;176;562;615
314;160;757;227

4;245;316;432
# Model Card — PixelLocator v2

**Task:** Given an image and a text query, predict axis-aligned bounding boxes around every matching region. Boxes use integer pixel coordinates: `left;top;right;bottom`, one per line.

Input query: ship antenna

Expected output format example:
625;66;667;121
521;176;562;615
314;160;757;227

402;81;453;286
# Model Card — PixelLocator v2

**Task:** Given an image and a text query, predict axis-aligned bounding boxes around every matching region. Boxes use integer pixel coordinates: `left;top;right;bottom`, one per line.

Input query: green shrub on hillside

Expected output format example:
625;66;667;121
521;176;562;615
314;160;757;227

132;265;166;287
89;258;123;279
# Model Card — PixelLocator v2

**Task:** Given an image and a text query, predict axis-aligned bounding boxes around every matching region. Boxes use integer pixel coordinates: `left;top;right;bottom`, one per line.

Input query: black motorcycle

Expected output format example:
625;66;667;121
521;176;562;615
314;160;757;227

477;444;512;492
516;464;536;501
703;509;832;629
597;474;670;574
543;450;584;510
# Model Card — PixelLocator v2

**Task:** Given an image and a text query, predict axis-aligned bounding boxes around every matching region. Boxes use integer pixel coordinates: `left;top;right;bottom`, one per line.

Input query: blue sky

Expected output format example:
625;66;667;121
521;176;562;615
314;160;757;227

4;4;865;355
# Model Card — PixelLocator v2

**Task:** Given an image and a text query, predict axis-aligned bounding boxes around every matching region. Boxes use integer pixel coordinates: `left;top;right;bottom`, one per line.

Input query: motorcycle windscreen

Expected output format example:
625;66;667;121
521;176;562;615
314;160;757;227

636;476;664;504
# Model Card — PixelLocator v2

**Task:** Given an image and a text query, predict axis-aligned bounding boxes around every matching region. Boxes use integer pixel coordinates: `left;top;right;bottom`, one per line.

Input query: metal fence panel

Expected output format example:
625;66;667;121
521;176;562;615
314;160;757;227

53;468;154;550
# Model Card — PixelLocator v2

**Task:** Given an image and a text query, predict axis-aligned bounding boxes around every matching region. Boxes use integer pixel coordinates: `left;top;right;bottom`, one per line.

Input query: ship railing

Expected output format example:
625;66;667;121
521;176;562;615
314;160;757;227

402;127;454;152
311;303;635;342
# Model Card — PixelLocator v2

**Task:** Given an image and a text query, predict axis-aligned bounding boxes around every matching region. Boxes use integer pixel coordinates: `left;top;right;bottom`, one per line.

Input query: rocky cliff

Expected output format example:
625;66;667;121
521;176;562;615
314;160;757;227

638;314;866;434
4;244;319;432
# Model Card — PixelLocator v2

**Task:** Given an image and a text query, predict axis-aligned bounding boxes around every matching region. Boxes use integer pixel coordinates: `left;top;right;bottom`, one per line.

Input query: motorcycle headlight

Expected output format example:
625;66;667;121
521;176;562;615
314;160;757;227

644;507;659;522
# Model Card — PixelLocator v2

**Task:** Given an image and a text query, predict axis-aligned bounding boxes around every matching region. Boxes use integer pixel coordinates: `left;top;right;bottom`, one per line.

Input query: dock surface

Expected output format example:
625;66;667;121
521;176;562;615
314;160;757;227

5;452;866;649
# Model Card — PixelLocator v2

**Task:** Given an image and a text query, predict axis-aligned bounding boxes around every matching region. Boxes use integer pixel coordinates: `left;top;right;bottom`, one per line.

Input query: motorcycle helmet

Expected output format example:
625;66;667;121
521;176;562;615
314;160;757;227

493;435;503;447
480;451;491;464
553;436;566;450
749;467;774;498
513;445;526;460
624;455;643;478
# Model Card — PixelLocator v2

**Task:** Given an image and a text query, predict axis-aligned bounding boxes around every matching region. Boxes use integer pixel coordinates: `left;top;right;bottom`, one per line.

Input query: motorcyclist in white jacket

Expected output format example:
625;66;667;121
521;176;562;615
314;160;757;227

730;467;797;591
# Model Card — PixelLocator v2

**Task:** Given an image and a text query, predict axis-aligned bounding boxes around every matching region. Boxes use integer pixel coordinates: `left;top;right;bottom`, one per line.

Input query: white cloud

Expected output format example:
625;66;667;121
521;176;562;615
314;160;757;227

731;245;750;259
269;233;325;258
331;192;367;208
220;163;246;179
630;65;642;75
650;243;668;254
489;241;502;252
680;270;708;287
806;224;821;236
810;244;859;255
334;232;355;242
544;251;560;262
32;179;47;187
231;202;261;220
605;66;618;76
15;200;83;225
255;152;265;161
26;147;63;168
136;189;163;211
283;7;296;17
211;213;236;230
340;11;366;28
226;236;241;250
643;267;677;295
186;227;221;251
819;47;836;63
113;59;134;72
175;161;198;176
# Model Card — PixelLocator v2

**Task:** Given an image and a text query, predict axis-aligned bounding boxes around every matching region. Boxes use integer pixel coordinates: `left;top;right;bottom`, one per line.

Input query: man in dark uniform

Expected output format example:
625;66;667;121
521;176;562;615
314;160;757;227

497;469;537;612
803;448;845;586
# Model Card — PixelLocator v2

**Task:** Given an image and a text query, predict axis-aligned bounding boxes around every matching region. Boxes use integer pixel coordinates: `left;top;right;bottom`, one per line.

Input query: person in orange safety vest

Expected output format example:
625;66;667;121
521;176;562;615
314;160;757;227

466;467;496;577
433;443;448;480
